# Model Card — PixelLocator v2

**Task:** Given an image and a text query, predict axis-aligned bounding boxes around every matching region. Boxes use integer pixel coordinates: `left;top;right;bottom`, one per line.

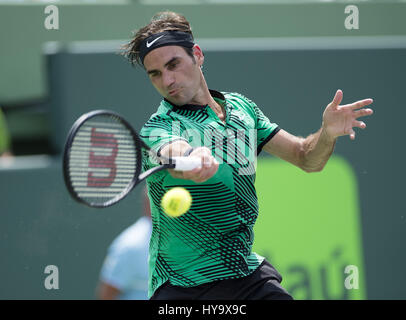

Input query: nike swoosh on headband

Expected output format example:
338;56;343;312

146;35;165;48
139;31;194;65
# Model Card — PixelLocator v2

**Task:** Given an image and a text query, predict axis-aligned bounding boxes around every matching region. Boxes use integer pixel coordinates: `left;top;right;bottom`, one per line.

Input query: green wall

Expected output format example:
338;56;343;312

0;156;143;299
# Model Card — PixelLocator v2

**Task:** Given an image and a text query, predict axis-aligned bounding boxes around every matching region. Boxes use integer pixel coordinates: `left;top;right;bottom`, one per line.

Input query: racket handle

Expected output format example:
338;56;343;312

173;156;202;171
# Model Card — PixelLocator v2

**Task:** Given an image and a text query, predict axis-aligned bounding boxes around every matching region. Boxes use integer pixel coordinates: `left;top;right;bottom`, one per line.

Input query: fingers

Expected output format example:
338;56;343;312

352;120;366;129
343;98;373;110
343;99;373;141
353;108;374;119
187;161;218;183
330;89;343;109
183;147;219;183
347;120;366;140
349;128;356;140
194;152;218;181
349;102;373;140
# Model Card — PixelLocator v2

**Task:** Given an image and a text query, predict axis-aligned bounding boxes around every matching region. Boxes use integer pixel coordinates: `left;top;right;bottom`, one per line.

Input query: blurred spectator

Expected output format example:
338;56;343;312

0;107;12;157
97;188;152;300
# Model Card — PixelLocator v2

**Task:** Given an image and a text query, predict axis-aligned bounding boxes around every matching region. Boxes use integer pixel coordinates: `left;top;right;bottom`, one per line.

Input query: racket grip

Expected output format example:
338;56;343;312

173;157;202;171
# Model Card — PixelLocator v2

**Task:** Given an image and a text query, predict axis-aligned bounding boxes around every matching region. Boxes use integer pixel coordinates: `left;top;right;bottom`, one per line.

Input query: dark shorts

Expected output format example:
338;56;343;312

150;259;293;300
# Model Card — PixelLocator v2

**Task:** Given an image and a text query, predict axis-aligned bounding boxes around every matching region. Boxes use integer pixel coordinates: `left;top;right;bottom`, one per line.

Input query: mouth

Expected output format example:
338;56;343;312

168;88;181;96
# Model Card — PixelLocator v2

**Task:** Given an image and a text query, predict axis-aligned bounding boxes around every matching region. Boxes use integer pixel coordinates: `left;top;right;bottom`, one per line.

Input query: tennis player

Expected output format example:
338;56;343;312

123;11;373;300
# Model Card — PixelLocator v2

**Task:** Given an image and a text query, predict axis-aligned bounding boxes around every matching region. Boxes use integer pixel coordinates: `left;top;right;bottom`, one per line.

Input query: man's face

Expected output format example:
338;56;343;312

143;45;203;106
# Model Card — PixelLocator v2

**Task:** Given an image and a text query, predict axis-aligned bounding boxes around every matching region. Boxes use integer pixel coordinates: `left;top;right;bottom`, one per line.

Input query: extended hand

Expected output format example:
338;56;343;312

322;90;374;140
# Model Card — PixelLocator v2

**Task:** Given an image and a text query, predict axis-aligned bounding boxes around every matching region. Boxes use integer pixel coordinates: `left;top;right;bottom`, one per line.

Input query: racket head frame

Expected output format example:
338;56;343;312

63;109;143;208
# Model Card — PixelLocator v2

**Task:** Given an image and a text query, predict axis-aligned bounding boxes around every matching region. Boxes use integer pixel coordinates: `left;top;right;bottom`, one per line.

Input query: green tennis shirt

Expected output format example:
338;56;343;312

140;90;280;298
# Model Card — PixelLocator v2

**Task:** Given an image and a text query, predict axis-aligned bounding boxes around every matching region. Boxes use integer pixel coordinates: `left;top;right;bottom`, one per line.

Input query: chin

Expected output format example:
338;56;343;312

167;95;189;106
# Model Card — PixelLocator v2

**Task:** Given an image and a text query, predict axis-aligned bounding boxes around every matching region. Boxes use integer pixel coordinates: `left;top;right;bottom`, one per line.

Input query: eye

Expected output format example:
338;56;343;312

149;71;160;78
168;61;178;70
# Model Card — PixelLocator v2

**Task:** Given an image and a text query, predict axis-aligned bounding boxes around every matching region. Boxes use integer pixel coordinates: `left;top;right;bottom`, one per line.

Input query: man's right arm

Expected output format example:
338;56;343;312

159;141;219;183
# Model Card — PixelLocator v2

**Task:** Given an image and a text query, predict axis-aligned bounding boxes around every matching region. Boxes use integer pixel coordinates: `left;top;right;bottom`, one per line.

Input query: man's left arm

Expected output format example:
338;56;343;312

263;90;374;172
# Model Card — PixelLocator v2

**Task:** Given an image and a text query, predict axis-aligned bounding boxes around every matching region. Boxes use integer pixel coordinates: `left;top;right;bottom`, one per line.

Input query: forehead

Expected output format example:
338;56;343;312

143;45;188;70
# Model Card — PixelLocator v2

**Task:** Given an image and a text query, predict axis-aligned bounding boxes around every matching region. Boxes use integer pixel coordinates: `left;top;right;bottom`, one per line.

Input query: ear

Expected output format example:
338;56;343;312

192;44;204;67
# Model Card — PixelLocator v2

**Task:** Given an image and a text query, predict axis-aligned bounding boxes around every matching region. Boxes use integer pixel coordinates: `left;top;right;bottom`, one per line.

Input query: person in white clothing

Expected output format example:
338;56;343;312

97;188;152;300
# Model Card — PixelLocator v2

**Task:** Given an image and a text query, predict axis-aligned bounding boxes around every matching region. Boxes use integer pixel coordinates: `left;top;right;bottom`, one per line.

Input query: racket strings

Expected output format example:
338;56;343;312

68;114;140;206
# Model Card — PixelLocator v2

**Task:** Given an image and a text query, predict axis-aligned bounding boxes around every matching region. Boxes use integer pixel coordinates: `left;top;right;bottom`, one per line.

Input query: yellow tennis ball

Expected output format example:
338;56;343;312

161;187;192;217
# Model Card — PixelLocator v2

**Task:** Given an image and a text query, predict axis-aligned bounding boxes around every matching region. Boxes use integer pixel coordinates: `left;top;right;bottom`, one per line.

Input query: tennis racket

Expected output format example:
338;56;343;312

63;110;201;208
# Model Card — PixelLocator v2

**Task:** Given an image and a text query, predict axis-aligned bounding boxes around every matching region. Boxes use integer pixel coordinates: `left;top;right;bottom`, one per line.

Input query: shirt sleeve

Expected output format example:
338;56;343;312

140;114;189;181
230;93;280;155
253;103;280;154
140;114;188;156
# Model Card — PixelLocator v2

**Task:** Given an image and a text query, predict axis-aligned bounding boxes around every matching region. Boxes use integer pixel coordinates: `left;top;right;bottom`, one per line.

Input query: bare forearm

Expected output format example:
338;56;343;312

263;90;372;173
300;127;336;172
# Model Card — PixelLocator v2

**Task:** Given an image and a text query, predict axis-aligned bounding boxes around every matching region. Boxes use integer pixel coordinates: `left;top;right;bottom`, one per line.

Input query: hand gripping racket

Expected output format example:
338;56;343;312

63;110;201;208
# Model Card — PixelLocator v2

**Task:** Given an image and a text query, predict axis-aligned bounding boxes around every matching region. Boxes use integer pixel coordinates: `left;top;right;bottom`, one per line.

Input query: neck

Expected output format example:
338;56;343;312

191;73;225;119
188;71;212;105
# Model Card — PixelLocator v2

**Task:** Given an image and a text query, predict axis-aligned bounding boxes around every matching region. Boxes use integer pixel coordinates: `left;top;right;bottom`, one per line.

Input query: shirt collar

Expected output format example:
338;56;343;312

164;89;226;112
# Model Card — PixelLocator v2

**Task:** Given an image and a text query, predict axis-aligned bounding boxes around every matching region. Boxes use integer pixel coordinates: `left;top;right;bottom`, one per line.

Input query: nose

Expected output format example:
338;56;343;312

162;70;175;89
